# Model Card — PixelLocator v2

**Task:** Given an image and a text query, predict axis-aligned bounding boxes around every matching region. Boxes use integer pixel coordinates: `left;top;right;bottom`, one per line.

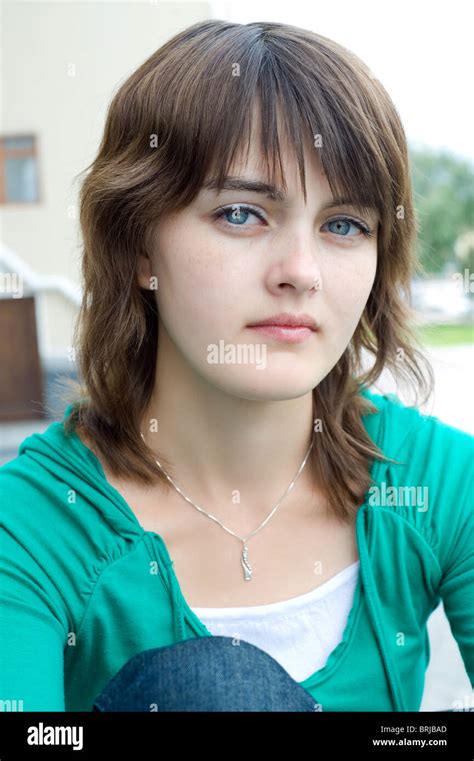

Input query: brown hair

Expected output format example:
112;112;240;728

58;19;434;522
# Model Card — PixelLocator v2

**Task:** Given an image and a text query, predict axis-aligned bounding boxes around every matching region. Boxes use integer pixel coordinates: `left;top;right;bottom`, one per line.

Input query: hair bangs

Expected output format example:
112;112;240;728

155;26;391;229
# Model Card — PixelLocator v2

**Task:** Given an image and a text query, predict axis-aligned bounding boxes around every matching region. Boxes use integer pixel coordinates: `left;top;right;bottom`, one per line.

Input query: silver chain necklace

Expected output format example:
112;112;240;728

140;432;314;581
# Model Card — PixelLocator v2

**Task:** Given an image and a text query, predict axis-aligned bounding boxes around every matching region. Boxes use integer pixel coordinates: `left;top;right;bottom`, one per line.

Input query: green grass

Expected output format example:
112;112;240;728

414;322;474;346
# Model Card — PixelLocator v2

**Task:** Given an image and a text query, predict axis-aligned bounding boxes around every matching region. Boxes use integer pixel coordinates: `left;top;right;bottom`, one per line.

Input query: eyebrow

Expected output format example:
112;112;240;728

201;176;375;216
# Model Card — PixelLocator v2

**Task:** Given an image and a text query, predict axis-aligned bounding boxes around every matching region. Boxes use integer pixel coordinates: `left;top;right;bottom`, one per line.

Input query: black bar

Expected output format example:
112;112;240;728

0;710;472;759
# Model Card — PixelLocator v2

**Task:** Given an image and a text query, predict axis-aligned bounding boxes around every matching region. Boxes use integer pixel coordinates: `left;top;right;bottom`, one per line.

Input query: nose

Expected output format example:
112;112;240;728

268;233;323;294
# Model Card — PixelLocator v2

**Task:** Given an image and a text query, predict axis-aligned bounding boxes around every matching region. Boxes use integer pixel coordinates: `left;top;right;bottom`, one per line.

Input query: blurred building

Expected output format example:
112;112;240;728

0;0;212;424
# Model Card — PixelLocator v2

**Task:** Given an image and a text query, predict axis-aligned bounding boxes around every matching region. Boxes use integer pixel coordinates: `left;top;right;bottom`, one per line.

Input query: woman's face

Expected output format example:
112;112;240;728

139;136;379;402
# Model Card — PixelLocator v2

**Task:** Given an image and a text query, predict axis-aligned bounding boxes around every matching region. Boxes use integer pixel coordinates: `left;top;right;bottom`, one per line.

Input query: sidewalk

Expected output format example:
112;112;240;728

372;343;474;434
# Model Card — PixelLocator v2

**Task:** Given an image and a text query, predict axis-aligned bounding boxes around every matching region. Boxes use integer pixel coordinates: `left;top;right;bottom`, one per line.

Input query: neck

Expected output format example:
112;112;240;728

140;333;317;515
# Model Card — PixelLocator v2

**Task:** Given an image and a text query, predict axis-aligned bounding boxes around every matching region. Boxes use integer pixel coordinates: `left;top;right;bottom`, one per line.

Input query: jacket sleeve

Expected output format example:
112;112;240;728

437;444;474;688
0;524;67;711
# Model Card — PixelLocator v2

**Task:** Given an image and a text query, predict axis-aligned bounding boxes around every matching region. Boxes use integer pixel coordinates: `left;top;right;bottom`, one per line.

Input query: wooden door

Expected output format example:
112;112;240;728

0;296;45;420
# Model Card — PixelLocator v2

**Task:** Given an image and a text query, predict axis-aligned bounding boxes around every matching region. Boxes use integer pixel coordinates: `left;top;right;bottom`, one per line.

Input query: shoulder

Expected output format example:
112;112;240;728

359;386;474;568
360;386;473;476
0;418;133;628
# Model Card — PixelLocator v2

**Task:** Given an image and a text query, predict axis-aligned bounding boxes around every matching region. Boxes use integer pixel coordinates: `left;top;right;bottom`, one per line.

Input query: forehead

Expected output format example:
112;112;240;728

202;143;329;203
199;105;379;219
203;102;324;196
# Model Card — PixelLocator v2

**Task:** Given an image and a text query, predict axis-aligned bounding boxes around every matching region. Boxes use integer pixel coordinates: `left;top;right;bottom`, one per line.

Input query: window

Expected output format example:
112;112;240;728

0;135;40;203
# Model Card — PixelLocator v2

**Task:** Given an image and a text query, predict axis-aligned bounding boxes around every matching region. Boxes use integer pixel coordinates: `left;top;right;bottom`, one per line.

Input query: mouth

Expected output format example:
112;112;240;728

246;325;316;344
246;312;319;343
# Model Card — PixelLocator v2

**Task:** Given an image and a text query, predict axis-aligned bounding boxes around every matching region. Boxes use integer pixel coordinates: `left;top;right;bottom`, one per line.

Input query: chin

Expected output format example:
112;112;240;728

205;368;318;403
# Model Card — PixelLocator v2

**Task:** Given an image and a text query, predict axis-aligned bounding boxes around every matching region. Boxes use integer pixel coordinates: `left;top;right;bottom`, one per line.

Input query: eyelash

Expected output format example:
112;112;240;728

212;204;375;238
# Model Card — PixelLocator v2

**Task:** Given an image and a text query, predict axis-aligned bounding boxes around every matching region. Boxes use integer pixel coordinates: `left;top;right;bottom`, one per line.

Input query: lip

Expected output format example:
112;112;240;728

247;312;319;330
247;325;315;343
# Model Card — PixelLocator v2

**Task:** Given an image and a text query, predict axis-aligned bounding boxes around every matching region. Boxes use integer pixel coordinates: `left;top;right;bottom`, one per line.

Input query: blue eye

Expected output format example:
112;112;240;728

323;217;374;238
213;204;265;226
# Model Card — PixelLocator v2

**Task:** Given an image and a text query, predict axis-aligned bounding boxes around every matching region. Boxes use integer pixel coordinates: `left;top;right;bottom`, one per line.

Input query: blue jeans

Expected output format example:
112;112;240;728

92;635;321;712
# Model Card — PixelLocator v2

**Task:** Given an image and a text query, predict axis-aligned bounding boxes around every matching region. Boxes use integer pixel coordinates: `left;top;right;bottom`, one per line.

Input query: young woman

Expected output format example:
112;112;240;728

1;19;472;713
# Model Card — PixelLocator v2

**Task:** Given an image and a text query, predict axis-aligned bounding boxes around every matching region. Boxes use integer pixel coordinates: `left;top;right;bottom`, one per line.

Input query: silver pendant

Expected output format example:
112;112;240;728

241;543;252;581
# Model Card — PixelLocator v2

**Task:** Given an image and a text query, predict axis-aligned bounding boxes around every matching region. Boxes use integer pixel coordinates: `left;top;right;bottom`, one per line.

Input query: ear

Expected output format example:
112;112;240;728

137;254;153;290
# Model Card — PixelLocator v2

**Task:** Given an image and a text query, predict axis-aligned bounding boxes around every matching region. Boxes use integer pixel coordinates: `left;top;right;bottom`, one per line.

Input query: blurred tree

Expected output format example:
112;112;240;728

408;146;474;275
454;229;474;290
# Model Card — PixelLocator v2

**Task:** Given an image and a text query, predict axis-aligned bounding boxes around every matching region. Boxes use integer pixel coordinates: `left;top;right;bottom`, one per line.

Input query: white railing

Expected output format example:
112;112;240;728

0;241;83;359
0;241;82;305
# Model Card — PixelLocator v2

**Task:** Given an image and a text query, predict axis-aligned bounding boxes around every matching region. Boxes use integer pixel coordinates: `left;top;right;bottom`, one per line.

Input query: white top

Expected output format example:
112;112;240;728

190;560;360;682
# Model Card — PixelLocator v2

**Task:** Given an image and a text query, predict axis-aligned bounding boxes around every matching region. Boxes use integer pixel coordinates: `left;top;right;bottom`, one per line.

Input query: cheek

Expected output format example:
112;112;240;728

153;237;242;337
322;250;377;338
